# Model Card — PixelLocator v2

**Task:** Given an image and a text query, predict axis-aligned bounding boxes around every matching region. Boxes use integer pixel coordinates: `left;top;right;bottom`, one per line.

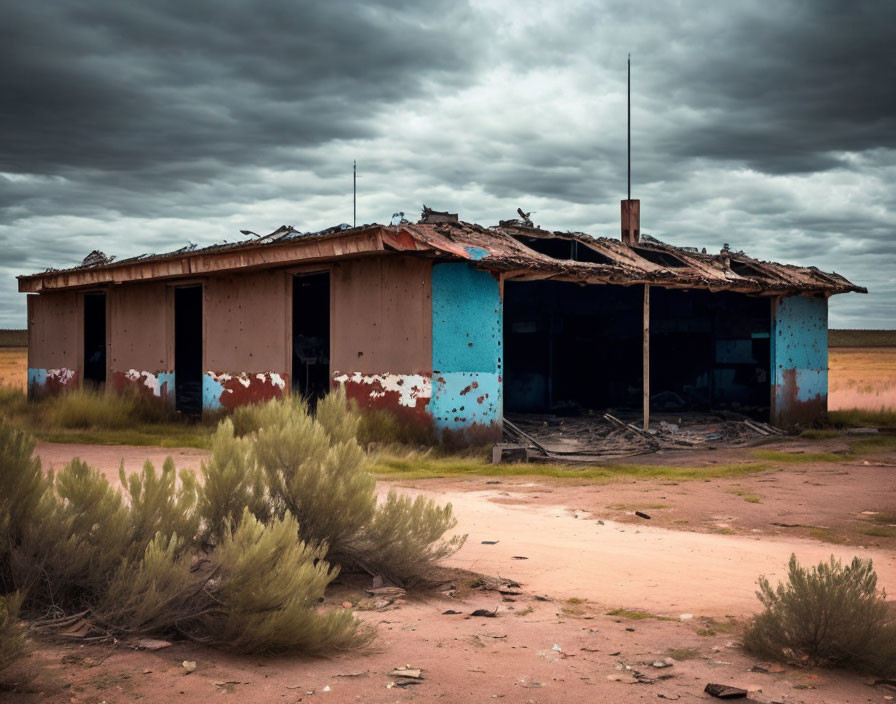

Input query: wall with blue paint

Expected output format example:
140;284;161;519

772;295;828;426
431;263;502;440
203;373;226;412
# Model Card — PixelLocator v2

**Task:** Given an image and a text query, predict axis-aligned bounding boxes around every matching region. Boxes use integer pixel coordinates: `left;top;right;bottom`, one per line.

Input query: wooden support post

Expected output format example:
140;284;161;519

643;284;650;430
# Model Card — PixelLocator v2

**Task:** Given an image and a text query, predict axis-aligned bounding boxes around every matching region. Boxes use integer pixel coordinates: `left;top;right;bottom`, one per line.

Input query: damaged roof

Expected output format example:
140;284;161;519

18;215;865;296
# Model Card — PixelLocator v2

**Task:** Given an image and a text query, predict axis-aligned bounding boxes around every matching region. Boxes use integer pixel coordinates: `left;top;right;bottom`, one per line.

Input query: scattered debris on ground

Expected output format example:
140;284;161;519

704;682;748;698
499;412;785;462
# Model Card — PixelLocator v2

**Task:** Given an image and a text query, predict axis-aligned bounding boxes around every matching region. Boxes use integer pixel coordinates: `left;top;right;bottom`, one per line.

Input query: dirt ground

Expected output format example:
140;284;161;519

6;437;896;703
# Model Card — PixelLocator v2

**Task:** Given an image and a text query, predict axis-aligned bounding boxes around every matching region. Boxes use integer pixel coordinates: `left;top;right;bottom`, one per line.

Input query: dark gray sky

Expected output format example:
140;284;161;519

3;0;894;328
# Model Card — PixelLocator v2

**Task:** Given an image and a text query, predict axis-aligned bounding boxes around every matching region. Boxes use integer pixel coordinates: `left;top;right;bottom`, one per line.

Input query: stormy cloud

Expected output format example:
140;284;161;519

1;0;894;327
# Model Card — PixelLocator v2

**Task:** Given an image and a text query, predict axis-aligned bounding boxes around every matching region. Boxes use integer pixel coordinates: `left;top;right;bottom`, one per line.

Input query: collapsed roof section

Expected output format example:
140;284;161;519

18;218;865;296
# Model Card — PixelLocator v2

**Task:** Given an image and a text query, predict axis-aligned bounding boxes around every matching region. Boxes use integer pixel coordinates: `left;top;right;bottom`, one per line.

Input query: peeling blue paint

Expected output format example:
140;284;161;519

431;263;502;437
27;368;47;389
202;373;226;411
158;372;176;400
27;367;76;397
772;295;828;425
464;246;489;261
431;372;501;429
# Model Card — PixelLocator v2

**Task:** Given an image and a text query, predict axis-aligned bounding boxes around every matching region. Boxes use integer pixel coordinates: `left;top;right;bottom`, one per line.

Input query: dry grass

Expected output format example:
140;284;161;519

0;349;26;390
605;608;676;621
829;348;896;413
369;452;768;481
829;330;896;347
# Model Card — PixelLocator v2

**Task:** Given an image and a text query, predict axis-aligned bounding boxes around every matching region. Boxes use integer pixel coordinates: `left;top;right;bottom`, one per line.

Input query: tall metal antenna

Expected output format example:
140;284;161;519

353;160;357;228
627;53;631;201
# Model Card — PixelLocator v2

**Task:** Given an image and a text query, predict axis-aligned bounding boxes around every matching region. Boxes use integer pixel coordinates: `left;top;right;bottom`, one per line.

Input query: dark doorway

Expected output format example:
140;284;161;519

83;292;107;387
649;288;770;418
175;286;203;415
504;282;771;420
504;281;642;414
292;272;330;402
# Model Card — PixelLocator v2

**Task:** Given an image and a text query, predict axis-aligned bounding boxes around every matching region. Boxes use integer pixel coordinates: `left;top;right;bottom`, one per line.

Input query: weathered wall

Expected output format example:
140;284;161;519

331;256;433;424
771;295;828;427
430;262;503;443
202;270;290;411
27;292;81;397
108;283;174;402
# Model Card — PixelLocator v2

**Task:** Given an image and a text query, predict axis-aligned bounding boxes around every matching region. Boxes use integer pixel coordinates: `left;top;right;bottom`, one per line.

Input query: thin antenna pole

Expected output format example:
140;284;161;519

353;160;357;228
627;53;631;202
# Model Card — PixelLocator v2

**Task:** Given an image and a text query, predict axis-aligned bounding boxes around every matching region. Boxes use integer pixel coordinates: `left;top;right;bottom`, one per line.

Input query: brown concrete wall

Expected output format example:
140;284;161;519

107;282;174;400
205;269;290;374
109;283;172;372
331;255;432;374
27;291;82;395
28;291;81;370
331;255;433;425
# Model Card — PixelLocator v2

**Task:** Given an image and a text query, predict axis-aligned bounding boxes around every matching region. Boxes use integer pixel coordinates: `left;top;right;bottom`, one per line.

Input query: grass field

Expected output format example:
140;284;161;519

829;347;896;411
0;348;26;389
0;329;27;347
828;329;896;347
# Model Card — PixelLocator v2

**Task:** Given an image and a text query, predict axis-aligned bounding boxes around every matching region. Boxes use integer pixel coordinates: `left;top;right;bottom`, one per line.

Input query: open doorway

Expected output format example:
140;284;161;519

504;281;642;414
83;292;107;387
292;272;330;402
649;288;770;418
175;286;203;415
503;281;771;420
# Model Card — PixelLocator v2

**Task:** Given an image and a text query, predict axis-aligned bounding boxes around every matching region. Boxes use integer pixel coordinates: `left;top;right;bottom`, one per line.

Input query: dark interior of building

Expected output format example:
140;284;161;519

83;292;106;387
503;281;771;419
292;272;330;402
174;285;203;415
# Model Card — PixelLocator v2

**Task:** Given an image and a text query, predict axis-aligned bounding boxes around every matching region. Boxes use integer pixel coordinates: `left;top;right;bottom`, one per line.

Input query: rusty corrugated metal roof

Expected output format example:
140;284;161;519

18;219;865;296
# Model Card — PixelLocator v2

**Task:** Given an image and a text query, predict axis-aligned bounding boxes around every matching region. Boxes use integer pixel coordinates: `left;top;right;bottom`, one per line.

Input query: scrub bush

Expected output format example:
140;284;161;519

202;387;465;583
0;422;367;654
0;593;26;672
744;554;896;676
359;491;464;586
40;387;173;430
196;510;371;653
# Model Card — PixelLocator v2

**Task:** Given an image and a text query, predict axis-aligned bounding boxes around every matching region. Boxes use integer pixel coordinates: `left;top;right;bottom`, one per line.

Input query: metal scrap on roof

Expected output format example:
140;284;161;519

380;220;865;296
18;214;865;297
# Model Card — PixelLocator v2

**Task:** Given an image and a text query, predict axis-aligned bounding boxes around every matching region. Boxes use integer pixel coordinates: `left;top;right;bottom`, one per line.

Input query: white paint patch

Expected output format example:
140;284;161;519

207;371;287;391
125;369;164;396
333;372;432;408
124;369;170;397
47;368;76;385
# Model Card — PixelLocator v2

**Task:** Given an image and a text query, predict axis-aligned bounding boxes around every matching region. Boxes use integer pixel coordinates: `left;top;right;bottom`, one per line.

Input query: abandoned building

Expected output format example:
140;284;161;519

18;204;864;441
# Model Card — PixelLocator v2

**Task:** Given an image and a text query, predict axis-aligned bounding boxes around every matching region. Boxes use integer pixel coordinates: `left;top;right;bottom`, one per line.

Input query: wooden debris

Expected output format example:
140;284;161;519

501;411;787;463
704;683;747;698
389;667;423;679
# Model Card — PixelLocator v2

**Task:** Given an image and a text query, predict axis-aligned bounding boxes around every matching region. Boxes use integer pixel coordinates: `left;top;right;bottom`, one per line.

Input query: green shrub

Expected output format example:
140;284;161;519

40;387;173;430
198;420;269;542
0;421;369;655
0;593;26;672
360;491;465;586
1;390;462;653
0;386;27;421
744;554;896;676
355;405;435;446
200;510;371;653
201;388;465;583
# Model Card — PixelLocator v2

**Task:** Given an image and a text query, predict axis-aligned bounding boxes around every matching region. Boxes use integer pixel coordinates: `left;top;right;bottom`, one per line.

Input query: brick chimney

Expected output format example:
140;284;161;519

621;199;640;245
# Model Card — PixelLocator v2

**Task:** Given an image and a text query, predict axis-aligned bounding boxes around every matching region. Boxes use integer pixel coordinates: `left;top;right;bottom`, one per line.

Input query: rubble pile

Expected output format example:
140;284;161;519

498;412;784;463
